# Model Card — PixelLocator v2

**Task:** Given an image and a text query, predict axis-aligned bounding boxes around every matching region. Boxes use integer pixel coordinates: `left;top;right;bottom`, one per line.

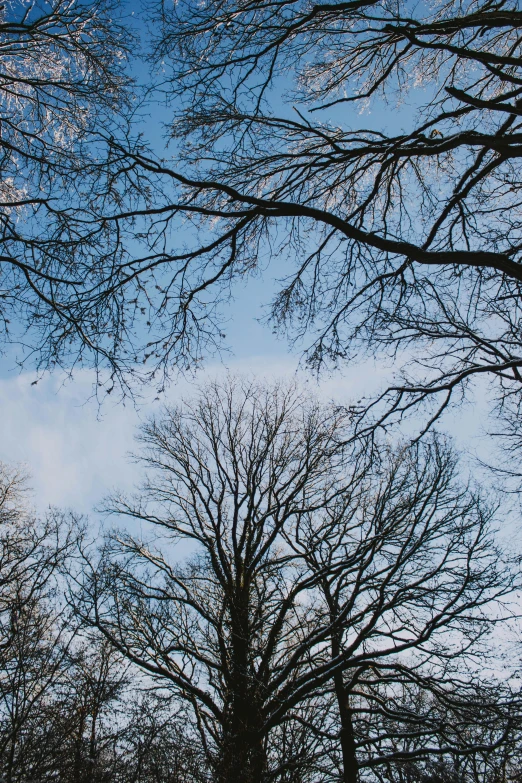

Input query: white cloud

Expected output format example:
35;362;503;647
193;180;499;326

0;354;369;513
0;353;486;517
0;370;140;513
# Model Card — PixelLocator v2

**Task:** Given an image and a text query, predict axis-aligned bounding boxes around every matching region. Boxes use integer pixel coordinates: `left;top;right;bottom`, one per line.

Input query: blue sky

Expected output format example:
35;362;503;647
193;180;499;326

0;1;494;519
0;303;488;519
0;324;387;515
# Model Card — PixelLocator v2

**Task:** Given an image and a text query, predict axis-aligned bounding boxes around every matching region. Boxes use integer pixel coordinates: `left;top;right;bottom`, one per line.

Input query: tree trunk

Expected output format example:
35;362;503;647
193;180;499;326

329;622;359;783
333;670;359;783
219;719;266;783
5;729;17;783
218;583;267;783
74;706;86;783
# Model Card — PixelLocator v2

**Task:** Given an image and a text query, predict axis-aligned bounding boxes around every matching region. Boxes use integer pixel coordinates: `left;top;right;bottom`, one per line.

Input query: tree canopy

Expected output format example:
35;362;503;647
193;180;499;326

78;0;522;438
0;0;134;386
74;379;522;783
4;0;522;453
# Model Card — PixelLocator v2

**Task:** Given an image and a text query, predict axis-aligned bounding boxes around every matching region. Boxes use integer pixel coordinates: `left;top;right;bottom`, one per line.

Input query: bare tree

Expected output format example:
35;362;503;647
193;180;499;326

0;463;79;782
73;378;520;783
0;460;210;783
70;0;522;433
116;691;209;783
295;440;522;782
76;378;354;783
0;0;141;388
51;638;130;783
7;0;522;427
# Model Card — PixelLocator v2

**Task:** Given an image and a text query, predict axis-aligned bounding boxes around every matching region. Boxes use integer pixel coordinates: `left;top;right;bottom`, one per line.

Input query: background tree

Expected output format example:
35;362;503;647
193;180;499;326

0;463;78;782
295;439;522;782
0;461;199;783
116;691;208;783
74;378;520;783
52;638;129;783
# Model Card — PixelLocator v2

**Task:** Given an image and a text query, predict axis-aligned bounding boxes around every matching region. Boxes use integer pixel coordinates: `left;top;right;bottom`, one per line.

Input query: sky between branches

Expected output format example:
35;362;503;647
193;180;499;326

0;0;499;516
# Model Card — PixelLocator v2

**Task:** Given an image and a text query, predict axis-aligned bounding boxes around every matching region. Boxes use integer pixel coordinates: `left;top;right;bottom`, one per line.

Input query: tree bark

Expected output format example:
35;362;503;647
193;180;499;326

333;669;359;783
218;584;267;783
329;624;359;783
219;721;266;783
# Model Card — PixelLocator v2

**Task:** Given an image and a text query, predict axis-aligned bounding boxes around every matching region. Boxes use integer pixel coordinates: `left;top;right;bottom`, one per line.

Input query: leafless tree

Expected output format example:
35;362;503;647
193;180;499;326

116;691;209;783
0;463;79;782
68;0;522;435
294;440;522;782
0;0;141;388
0;460;208;783
7;0;522;433
51;638;130;783
73;378;520;783
75;378;355;782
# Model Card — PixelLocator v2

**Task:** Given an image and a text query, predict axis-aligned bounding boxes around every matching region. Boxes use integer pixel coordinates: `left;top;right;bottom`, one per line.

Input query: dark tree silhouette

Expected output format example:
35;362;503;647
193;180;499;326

64;0;522;437
5;0;522;436
74;378;520;783
0;461;202;783
0;463;78;782
6;0;522;436
0;0;137;387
